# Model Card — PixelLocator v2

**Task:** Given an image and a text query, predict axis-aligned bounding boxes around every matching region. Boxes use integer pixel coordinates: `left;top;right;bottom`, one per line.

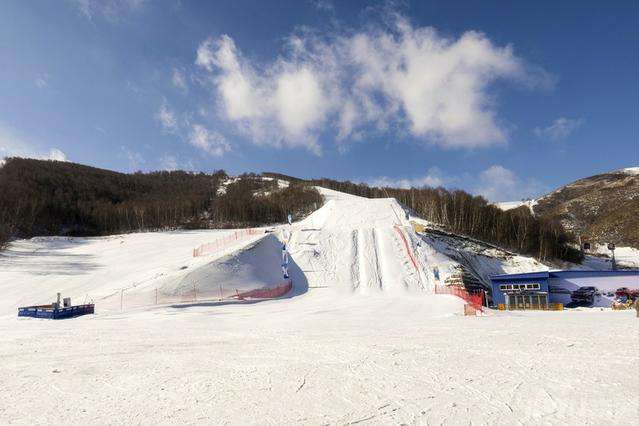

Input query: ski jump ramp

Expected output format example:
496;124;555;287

287;188;438;295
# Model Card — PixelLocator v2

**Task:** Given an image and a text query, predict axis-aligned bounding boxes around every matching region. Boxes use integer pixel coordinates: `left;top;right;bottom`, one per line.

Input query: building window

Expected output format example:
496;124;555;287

498;282;541;292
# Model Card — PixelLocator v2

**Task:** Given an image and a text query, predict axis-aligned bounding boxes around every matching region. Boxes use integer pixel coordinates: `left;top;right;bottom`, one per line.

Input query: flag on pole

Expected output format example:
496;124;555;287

281;243;289;279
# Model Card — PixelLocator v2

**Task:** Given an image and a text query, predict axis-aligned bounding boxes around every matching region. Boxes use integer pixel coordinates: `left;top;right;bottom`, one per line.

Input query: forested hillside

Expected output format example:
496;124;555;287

0;158;581;264
265;173;583;263
0;158;321;249
533;168;639;248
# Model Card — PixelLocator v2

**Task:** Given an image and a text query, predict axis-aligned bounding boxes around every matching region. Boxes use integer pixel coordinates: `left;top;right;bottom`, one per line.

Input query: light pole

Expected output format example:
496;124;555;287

608;243;616;271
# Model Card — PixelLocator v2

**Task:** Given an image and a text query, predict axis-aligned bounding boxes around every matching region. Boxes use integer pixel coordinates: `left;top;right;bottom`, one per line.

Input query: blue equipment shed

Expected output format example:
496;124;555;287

490;270;639;308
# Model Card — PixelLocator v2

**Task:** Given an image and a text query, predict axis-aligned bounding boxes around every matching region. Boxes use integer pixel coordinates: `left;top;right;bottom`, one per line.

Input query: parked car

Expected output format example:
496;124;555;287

571;286;599;304
615;287;639;300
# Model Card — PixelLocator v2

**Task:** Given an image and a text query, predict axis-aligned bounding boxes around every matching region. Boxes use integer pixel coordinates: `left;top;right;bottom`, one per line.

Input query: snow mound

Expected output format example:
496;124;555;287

157;233;299;301
288;187;433;294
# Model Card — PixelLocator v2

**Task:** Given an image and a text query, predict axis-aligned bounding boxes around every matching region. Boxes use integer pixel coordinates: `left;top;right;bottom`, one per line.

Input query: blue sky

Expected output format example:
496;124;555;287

1;0;638;201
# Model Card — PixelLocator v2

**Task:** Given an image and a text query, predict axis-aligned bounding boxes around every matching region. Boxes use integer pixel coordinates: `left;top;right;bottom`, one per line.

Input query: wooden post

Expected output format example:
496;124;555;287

219;283;223;301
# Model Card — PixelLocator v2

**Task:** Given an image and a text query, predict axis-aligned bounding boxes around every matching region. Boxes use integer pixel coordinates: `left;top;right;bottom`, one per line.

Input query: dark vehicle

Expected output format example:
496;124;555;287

615;287;639;300
571;286;599;304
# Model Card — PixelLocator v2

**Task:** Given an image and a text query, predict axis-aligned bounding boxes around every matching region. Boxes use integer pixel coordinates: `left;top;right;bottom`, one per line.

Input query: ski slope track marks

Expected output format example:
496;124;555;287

287;188;432;295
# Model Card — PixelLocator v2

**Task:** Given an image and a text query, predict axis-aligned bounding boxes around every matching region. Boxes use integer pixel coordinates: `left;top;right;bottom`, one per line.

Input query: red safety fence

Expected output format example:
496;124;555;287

193;228;262;257
235;279;293;300
435;285;484;311
394;225;419;271
98;279;294;312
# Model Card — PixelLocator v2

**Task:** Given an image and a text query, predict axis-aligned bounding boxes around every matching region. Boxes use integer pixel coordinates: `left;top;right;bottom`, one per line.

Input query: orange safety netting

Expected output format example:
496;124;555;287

192;229;262;257
235;280;293;300
435;285;485;311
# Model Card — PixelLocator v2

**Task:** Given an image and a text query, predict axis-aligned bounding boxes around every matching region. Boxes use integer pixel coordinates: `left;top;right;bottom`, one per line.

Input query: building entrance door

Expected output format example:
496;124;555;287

506;293;548;310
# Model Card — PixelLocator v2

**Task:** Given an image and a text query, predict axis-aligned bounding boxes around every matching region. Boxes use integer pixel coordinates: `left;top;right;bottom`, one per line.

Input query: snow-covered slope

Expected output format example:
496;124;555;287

0;185;553;316
4;186;639;424
0;186;457;316
288;188;431;294
0;230;268;315
581;244;639;269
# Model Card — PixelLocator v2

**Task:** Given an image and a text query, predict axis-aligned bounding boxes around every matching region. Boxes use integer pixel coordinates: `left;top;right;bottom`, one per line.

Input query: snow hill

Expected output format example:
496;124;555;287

4;186;639;424
0;186;457;313
0;185;556;317
288;188;429;294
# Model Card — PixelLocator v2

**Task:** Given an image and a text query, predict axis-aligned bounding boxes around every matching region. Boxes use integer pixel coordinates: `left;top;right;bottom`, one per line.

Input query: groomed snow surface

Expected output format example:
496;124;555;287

2;188;639;424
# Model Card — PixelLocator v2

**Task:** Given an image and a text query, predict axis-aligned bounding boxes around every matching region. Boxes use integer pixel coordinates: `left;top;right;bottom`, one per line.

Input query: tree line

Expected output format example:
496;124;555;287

264;173;583;263
0;158;321;249
0;158;581;263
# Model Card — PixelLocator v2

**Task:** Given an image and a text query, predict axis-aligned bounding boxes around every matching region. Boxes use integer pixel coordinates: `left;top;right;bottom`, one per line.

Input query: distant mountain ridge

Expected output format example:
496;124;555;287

531;168;639;248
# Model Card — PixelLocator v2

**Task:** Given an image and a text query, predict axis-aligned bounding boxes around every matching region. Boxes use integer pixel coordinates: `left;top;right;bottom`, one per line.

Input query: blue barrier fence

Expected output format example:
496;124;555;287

18;304;95;319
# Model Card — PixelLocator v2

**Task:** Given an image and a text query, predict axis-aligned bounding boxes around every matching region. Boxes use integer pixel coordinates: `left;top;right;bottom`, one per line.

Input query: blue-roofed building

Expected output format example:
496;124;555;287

490;270;639;309
490;271;551;308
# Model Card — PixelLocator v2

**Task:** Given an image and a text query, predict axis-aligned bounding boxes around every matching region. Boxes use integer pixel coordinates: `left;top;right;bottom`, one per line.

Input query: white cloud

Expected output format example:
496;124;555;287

188;124;231;157
366;164;545;202
534;117;584;140
35;73;49;88
46;148;67;162
120;146;145;171
154;101;232;157
158;154;196;171
0;124;67;165
68;0;146;21
171;68;187;91
474;165;544;202
159;154;178;171
274;68;326;143
196;13;549;154
311;0;334;11
156;102;179;134
368;167;448;189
